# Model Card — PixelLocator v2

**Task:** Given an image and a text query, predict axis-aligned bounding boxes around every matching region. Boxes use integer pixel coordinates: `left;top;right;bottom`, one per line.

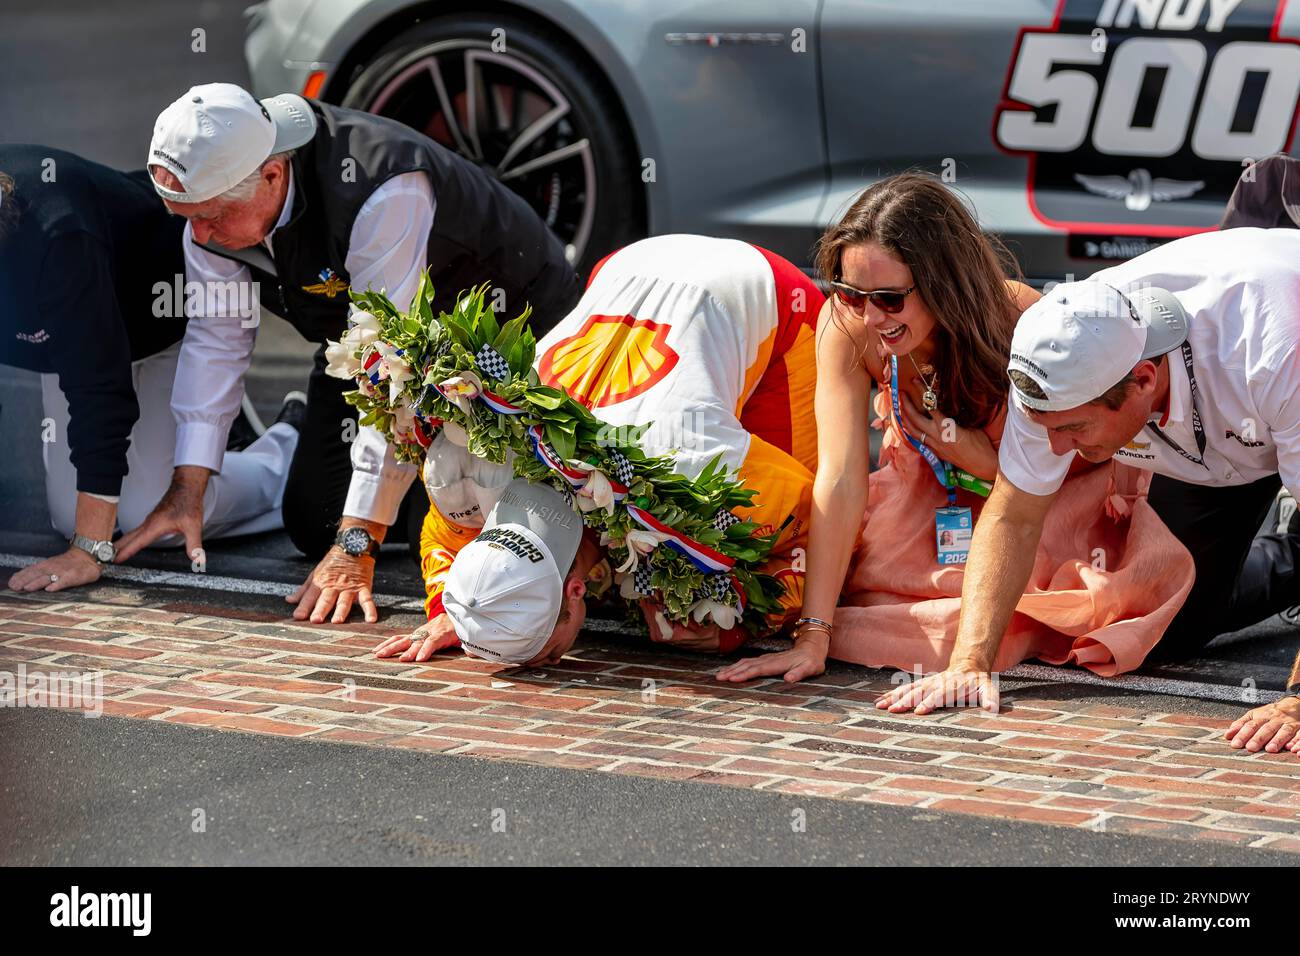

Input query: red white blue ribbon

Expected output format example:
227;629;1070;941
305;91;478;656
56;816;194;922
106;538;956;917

627;503;735;573
478;388;525;416
429;378;525;416
527;425;591;487
363;346;408;387
730;576;747;612
525;425;629;502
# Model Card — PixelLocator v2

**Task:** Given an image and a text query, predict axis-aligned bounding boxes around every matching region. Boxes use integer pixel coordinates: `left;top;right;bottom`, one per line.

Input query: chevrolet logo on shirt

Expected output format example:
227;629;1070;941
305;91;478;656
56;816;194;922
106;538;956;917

302;267;348;298
1118;438;1155;461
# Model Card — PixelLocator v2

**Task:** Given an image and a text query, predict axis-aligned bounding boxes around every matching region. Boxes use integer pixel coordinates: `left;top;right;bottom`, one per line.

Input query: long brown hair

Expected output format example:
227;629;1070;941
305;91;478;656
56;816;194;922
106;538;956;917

815;172;1023;429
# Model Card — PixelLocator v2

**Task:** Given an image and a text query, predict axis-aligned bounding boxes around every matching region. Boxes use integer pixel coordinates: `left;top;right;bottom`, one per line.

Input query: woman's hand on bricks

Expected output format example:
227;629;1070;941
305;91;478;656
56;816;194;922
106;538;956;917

716;630;828;684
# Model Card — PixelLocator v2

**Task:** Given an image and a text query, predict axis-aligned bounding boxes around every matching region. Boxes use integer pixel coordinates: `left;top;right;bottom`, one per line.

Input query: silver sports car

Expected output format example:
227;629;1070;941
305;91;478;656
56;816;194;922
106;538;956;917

244;0;1300;281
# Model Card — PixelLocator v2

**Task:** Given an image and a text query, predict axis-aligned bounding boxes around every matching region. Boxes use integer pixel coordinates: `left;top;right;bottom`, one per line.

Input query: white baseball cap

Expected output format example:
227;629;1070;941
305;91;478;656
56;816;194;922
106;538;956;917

147;83;317;204
442;479;583;664
1007;281;1190;412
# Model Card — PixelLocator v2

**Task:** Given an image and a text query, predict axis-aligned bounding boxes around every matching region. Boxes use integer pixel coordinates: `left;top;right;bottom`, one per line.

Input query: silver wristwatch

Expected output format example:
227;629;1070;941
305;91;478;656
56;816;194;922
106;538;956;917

70;534;115;563
334;526;380;558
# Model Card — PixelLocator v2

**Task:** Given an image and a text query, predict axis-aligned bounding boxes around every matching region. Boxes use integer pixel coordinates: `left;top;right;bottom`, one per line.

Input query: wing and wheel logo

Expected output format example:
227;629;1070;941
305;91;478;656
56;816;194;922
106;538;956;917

1074;169;1205;209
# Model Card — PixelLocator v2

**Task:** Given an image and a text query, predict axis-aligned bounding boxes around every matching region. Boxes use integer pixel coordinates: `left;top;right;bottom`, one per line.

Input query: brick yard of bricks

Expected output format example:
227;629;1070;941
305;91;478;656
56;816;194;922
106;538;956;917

2;584;1298;856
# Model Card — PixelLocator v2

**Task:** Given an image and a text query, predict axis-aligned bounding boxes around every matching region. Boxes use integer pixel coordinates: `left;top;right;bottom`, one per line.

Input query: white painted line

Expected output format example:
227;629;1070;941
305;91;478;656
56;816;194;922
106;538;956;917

0;552;426;611
0;551;1281;703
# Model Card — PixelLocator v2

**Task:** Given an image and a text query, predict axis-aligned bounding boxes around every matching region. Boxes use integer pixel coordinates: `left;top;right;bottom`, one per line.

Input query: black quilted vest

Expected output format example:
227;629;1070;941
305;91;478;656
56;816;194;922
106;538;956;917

199;101;578;342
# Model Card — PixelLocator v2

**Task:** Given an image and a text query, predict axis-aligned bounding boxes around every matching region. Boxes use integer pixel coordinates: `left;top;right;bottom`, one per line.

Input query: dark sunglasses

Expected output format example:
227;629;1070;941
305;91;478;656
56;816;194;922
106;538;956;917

831;280;916;315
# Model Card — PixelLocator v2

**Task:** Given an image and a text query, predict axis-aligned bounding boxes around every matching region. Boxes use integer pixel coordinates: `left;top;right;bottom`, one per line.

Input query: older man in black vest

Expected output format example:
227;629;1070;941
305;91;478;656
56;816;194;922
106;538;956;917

118;83;580;625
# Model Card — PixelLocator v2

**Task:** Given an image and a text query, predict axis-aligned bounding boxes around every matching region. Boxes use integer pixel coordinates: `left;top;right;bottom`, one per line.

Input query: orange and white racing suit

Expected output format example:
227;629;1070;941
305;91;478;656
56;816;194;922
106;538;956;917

418;234;823;650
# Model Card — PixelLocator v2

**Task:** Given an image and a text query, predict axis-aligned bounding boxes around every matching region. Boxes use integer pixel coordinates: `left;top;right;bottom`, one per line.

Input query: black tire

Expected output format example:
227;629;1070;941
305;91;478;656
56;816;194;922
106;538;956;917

341;12;644;278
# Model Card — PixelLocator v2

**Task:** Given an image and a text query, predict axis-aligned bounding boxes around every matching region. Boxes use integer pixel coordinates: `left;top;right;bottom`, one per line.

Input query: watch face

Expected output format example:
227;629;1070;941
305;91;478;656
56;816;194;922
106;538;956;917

340;528;370;556
93;541;114;562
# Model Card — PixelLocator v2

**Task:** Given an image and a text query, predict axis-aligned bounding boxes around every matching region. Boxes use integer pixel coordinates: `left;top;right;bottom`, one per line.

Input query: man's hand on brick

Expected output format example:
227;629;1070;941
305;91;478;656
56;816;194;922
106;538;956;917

114;465;210;564
287;519;384;624
375;614;459;662
1226;696;1300;755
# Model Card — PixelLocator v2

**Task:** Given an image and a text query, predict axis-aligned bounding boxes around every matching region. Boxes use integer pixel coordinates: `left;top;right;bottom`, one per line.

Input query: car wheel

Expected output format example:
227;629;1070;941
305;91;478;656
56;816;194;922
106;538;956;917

342;13;643;277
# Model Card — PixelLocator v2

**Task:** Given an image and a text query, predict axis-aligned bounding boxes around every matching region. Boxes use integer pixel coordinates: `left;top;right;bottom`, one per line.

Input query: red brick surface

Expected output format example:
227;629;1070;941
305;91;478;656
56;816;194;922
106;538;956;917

2;588;1299;852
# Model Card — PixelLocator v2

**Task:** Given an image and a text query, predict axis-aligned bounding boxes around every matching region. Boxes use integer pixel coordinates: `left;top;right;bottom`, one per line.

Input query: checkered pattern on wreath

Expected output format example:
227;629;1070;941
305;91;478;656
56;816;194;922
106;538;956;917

474;344;511;380
633;561;654;596
695;572;733;603
607;450;635;486
712;510;740;532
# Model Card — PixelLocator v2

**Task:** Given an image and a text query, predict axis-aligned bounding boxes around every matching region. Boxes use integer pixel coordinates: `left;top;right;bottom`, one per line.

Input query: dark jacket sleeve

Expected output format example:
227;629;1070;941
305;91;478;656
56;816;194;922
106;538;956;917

1220;155;1300;230
37;231;140;496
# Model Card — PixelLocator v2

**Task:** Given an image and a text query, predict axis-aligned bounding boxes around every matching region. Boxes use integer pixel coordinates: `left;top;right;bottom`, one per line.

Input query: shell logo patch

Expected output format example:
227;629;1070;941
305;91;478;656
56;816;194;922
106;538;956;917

538;314;679;408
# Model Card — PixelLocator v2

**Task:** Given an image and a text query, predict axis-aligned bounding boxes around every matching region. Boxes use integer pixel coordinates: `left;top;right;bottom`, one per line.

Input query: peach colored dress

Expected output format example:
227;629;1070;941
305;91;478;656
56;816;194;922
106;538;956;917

830;388;1195;676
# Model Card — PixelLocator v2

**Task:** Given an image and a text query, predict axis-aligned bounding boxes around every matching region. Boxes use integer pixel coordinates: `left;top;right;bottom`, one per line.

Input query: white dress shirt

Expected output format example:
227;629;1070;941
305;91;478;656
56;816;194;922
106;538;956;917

171;167;436;526
999;228;1300;496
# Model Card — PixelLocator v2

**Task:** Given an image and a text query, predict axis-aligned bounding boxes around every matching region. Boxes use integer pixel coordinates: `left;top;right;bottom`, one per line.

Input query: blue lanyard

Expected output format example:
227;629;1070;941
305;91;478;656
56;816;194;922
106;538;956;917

890;355;956;504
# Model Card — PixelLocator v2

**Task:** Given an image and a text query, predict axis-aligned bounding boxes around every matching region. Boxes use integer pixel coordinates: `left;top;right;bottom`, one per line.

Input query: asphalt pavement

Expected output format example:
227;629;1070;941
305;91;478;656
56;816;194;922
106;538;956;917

2;0;1299;868
5;706;1295;866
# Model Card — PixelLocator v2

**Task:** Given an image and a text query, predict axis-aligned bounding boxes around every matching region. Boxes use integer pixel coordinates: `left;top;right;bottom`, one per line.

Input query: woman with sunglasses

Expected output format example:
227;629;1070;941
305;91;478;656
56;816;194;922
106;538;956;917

718;173;1193;685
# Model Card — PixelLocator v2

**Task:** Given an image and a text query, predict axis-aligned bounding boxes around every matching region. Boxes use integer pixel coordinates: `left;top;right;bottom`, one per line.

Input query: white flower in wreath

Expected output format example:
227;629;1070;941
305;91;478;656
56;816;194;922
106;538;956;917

613;528;670;573
689;597;740;632
437;371;483;416
374;341;415;404
570;462;616;516
389;403;419;444
350;309;381;333
343;310;381;349
323;337;362;378
441;420;470;447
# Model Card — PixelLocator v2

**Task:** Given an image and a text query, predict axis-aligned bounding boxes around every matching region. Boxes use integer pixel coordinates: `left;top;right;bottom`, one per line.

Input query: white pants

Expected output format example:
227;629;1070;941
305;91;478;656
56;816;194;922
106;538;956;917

41;341;298;544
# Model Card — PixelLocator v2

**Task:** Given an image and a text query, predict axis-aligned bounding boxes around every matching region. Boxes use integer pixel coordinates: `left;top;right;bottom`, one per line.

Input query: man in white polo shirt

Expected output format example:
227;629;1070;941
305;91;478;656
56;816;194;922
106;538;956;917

877;228;1300;752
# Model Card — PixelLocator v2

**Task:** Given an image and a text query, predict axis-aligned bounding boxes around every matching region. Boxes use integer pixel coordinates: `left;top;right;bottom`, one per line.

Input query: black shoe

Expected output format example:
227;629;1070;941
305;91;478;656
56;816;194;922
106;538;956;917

273;390;308;433
226;393;266;452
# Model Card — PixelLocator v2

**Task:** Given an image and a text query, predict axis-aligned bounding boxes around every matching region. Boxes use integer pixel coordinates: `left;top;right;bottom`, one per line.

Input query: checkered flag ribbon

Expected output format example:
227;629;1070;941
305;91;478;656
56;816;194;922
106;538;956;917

712;510;740;532
633;561;654;596
607;450;635;486
474;344;511;380
695;572;732;603
558;483;576;508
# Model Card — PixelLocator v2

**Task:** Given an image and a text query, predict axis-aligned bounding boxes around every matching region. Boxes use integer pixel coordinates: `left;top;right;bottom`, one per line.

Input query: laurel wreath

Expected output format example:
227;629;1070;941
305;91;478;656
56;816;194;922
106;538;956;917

325;273;787;634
